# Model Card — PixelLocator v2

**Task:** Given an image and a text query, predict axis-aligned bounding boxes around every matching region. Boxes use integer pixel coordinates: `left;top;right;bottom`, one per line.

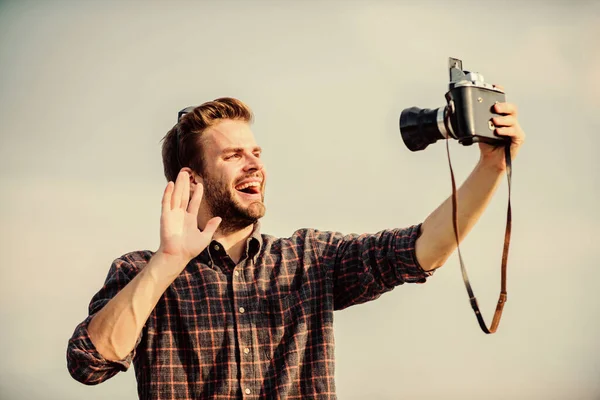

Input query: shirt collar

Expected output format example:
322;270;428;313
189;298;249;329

200;222;263;266
248;221;263;256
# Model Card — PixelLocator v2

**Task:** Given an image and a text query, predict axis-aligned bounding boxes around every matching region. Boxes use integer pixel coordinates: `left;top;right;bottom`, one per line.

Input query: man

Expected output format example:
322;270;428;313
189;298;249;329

67;97;524;399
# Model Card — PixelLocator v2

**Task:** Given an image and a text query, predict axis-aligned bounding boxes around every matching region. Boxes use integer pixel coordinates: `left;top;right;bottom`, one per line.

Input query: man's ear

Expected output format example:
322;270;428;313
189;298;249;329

181;167;203;186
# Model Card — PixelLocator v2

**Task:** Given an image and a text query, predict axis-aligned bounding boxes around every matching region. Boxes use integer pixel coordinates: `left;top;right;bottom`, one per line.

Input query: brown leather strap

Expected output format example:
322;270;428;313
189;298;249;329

445;138;512;334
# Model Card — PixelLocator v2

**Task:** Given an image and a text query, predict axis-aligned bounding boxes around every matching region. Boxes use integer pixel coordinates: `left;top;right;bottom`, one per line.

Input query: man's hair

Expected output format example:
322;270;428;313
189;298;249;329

161;97;254;182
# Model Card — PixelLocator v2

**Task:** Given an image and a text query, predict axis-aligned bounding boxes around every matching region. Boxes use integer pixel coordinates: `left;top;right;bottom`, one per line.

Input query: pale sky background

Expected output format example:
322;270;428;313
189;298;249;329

0;0;599;399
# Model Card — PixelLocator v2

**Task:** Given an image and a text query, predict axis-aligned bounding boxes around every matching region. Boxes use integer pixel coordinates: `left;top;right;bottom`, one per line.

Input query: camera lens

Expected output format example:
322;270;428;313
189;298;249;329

399;107;447;151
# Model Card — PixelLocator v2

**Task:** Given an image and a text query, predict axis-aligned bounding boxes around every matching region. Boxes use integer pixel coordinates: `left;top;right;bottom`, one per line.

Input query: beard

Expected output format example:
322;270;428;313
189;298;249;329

202;171;266;234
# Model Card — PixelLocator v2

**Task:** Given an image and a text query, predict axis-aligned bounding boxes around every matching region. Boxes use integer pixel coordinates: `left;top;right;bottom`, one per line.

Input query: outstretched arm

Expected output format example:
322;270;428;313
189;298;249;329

415;100;525;271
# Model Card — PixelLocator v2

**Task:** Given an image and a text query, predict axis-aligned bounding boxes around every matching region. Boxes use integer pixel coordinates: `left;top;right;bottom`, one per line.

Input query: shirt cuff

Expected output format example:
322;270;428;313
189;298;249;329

69;314;136;372
394;223;434;283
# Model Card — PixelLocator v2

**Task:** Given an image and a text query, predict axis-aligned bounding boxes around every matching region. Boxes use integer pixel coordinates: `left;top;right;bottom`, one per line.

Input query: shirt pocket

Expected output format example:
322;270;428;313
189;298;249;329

261;287;311;324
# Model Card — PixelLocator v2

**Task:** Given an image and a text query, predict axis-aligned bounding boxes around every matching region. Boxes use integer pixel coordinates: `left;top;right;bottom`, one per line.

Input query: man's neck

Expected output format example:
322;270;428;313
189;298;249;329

212;224;254;264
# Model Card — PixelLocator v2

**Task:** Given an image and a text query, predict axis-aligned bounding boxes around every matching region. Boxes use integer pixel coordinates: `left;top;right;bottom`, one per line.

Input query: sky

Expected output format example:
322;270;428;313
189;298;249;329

0;0;599;399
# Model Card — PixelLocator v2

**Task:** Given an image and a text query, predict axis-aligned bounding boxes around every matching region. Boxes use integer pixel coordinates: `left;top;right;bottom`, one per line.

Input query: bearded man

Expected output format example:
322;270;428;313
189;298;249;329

67;97;524;399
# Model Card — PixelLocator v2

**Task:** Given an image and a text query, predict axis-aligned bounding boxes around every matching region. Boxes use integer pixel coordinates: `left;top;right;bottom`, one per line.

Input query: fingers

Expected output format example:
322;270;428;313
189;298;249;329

491;111;525;142
162;181;174;211
495;125;523;138
171;170;189;210
492;114;517;127
202;217;222;238
180;172;190;210
188;182;204;216
495;126;515;136
493;102;518;116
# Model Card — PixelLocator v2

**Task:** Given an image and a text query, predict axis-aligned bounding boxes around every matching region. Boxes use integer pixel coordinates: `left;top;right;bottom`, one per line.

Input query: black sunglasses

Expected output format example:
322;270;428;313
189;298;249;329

178;106;196;122
175;106;196;168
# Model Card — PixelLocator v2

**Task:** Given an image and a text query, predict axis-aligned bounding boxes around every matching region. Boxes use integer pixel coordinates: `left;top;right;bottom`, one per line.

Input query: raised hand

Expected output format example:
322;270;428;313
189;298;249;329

478;84;526;171
158;170;221;264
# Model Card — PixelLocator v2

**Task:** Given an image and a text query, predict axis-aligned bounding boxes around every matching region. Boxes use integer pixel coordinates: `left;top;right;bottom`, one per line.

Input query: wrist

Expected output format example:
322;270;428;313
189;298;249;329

477;154;506;174
148;250;192;282
155;246;194;264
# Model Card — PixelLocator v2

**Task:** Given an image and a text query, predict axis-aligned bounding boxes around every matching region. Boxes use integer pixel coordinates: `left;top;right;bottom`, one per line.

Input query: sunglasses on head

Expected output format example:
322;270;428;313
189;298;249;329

177;106;196;122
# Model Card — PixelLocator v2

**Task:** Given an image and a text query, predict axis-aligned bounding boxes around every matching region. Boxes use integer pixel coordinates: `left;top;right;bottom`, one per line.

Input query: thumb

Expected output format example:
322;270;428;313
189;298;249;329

202;217;222;238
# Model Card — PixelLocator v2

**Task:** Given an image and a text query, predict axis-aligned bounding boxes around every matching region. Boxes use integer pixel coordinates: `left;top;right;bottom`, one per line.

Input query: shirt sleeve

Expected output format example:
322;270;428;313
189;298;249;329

316;224;434;311
66;256;143;385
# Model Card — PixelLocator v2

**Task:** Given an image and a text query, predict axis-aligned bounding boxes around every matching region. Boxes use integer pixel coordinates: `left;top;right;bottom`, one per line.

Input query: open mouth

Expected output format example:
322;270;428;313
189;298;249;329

235;182;262;197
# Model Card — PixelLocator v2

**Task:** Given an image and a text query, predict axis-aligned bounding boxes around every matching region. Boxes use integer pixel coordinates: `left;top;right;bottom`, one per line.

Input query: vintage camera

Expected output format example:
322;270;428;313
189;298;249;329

399;57;510;151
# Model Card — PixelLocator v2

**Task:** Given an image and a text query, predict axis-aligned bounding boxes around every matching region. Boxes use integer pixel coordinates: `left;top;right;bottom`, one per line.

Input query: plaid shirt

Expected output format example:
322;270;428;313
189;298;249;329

67;223;433;399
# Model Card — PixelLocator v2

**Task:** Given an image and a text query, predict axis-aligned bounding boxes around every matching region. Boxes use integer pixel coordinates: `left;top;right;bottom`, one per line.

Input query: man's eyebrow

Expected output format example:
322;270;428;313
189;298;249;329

221;146;262;154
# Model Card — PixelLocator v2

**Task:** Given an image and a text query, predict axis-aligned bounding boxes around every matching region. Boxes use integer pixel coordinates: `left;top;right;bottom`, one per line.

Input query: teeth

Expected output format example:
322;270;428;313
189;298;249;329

235;182;261;190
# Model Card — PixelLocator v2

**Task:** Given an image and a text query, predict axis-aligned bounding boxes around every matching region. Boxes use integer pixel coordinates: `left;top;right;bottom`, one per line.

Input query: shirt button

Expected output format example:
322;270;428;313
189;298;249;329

245;388;251;395
239;307;245;314
234;271;240;277
244;347;250;354
207;260;212;266
213;244;220;251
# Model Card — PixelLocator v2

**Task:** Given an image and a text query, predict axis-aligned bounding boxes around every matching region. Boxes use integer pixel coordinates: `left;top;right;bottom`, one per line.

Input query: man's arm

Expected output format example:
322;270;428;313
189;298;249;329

66;253;160;385
67;171;221;384
415;100;525;271
86;251;190;361
416;160;504;271
326;226;431;311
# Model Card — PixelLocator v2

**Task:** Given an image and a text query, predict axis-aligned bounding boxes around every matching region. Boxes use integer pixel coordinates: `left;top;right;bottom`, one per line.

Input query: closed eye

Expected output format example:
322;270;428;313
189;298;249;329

225;153;242;160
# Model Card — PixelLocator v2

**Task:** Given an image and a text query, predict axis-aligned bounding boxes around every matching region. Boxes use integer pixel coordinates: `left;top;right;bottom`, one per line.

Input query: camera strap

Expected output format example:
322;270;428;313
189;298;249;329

445;139;512;334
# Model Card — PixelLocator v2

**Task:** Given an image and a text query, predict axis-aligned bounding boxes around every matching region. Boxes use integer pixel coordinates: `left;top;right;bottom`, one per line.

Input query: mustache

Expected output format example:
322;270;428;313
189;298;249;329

235;173;263;184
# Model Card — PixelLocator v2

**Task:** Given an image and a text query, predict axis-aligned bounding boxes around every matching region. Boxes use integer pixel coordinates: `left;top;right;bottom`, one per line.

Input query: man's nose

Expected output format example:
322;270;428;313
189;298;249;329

244;153;263;172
